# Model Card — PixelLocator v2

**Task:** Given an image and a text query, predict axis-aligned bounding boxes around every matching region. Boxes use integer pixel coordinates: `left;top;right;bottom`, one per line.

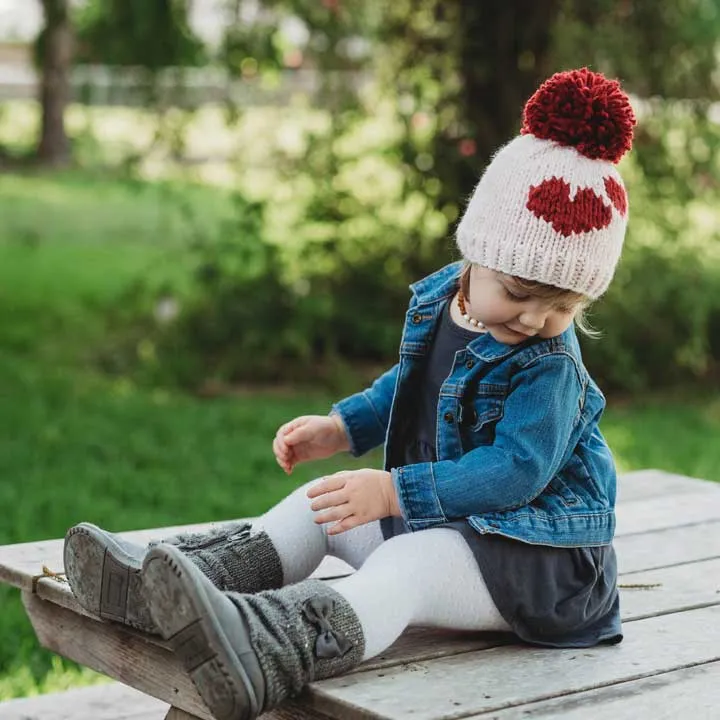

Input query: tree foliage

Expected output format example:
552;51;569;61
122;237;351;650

35;0;719;391
182;0;720;392
374;0;565;217
73;0;206;69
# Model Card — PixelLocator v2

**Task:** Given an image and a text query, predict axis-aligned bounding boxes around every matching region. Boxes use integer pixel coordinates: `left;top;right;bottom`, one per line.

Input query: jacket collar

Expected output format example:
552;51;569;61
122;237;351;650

408;261;463;304
471;325;578;362
408;261;576;363
408;262;518;361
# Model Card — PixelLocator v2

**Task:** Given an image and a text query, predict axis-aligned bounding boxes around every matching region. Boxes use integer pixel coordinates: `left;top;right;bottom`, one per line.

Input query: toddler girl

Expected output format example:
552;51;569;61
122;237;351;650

64;68;635;720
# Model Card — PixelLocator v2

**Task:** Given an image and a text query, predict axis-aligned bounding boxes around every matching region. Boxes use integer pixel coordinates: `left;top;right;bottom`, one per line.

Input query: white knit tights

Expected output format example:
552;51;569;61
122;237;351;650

254;481;510;660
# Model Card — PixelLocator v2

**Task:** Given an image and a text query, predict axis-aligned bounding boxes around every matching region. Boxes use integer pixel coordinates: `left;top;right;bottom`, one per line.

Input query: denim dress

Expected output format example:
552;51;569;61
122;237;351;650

386;299;623;648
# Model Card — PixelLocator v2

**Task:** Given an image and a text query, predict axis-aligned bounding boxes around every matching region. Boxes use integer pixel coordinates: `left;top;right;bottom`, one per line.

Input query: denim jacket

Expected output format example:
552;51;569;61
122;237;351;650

332;261;617;547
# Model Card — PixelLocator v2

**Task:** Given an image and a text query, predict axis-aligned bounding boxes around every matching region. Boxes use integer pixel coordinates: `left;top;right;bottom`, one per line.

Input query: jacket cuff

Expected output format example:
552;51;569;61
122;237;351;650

391;464;448;530
330;394;386;457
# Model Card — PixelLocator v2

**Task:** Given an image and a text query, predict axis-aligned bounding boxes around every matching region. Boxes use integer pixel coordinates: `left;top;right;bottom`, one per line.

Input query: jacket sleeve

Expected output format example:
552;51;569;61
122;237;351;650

391;353;585;529
330;363;400;457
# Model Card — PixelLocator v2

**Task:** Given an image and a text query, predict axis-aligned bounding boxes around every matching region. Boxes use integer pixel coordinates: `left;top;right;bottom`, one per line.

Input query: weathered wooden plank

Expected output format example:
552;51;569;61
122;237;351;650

163;699;341;720
0;677;337;720
4;472;719;720
0;523;352;595
22;591;503;719
15;505;720;695
265;702;343;720
164;702;337;720
474;661;720;719
310;605;720;720
359;628;510;672
615;489;720;537
23;552;720;720
162;701;337;720
616;469;720;503
615;520;720;574
23;592;215;720
618;556;720;621
163;709;200;720
0;682;168;720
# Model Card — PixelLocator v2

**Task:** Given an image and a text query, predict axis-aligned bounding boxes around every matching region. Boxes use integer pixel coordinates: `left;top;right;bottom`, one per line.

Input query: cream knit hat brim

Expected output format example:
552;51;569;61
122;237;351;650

455;68;635;300
456;135;628;299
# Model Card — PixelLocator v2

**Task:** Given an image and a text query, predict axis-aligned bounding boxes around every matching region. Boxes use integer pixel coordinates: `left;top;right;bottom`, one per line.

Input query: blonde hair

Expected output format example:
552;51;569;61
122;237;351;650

459;261;600;339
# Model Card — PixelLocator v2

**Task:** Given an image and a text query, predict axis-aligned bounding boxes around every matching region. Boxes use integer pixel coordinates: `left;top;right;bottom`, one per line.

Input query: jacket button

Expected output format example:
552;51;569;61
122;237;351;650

443;412;455;424
465;359;475;369
412;314;422;324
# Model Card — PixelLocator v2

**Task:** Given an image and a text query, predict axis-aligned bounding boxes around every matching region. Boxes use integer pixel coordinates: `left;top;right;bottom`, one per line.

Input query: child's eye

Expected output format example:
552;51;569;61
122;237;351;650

502;286;528;302
555;304;575;314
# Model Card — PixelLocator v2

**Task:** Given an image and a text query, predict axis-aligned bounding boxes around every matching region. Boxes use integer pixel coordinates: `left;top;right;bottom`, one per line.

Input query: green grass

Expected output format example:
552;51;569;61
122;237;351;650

0;170;239;364
603;394;720;483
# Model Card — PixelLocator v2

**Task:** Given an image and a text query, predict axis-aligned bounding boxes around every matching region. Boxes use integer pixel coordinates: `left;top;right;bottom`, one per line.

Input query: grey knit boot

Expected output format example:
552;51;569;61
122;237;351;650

63;521;283;634
142;543;365;720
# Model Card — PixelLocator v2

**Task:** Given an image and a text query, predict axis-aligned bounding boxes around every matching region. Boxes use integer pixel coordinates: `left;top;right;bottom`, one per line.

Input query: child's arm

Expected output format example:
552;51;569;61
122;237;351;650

329;362;400;457
391;354;586;531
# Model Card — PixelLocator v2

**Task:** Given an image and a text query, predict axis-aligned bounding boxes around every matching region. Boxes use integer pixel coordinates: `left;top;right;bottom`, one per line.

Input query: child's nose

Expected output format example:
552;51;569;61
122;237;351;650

518;308;547;330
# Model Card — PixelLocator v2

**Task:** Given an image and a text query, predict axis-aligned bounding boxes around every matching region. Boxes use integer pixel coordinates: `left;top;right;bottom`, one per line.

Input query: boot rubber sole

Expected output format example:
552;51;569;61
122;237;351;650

143;545;260;720
63;523;157;633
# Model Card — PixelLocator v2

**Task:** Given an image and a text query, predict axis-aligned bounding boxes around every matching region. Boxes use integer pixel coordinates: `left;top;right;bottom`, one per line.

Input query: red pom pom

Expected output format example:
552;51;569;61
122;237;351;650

521;68;636;163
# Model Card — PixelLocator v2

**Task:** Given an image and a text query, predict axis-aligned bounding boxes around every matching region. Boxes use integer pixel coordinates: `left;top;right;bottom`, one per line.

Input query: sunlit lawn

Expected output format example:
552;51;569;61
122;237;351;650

603;395;720;483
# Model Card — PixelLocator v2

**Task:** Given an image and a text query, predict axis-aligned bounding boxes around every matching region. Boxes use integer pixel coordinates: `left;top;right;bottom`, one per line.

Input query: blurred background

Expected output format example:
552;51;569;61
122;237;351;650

0;0;719;699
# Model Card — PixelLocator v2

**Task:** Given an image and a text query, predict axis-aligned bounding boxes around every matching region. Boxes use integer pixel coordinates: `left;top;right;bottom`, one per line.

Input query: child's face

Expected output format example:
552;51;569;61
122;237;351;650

466;266;582;345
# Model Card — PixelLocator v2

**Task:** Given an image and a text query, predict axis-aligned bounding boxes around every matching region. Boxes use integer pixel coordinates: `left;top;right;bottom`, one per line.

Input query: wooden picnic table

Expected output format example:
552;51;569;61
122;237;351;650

1;469;720;720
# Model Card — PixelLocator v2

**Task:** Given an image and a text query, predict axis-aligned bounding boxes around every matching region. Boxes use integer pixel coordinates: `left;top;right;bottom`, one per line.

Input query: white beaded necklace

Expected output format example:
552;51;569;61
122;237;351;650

457;289;485;329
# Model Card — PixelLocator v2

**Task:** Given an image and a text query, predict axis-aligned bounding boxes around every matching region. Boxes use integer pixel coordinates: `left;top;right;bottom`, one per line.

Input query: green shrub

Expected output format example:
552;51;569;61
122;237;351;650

92;104;720;396
583;244;720;392
109;182;719;395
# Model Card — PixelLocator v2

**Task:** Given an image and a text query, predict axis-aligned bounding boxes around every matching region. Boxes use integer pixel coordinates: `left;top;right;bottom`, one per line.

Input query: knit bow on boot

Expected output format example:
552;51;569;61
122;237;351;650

63;521;283;633
142;543;365;720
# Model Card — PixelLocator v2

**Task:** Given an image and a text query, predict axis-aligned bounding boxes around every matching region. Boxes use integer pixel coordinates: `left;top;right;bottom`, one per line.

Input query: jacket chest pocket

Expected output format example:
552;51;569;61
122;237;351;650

461;383;507;448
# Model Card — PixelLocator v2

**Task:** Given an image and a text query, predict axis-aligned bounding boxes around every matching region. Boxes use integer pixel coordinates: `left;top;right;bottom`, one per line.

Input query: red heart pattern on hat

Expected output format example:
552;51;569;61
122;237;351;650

527;177;626;237
603;176;627;216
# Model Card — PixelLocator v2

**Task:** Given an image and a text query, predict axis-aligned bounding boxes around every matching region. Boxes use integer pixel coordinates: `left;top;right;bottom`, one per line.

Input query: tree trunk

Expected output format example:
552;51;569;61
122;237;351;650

458;0;562;166
37;0;73;166
427;0;565;240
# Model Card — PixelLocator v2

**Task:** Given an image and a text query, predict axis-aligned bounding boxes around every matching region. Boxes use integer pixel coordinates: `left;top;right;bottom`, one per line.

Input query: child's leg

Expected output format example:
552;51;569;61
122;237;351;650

253;481;385;583
332;527;511;659
141;526;510;720
64;479;382;634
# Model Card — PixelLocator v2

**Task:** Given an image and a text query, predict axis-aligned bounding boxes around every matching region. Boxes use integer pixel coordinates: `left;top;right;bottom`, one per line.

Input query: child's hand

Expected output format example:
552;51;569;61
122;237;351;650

273;414;350;474
307;469;402;535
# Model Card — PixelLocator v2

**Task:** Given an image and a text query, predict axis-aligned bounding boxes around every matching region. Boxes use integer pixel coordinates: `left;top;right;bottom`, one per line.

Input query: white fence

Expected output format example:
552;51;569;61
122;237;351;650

0;63;367;106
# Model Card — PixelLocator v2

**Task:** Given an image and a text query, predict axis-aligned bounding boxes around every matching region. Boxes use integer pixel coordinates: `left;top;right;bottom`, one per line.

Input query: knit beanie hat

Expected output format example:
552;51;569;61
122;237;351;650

455;68;636;299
